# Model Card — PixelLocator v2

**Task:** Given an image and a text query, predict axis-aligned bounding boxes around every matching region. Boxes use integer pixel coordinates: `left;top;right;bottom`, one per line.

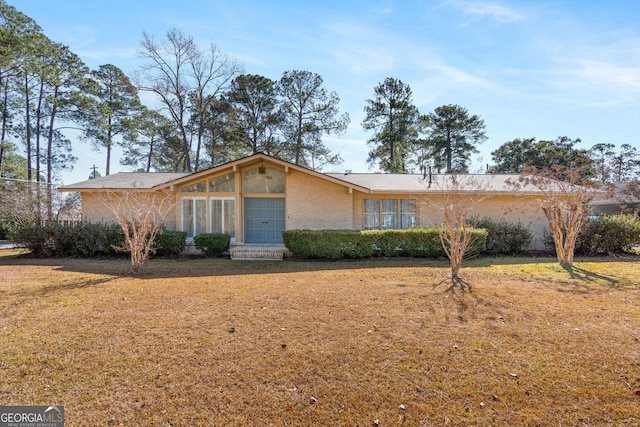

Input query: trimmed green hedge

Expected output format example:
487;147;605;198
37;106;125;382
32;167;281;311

193;233;231;257
12;223;187;258
155;230;187;256
12;222;125;257
576;213;640;255
472;217;533;255
282;228;487;259
282;230;376;259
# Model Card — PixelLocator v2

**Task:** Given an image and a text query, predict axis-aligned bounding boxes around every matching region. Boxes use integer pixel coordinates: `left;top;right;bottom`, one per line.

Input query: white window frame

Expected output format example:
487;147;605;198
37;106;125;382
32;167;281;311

181;197;207;239
364;198;417;230
210;197;236;242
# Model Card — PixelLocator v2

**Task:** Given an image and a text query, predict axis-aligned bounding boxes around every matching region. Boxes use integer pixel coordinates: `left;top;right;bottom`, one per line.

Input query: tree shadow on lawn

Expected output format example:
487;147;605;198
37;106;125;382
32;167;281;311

465;253;640;267
34;276;117;296
1;251;638;289
557;265;627;291
0;252;451;279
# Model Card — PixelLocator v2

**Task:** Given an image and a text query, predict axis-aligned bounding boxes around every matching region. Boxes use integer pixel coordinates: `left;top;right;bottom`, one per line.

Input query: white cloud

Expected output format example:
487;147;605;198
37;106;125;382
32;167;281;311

62;25;97;47
444;0;524;23
75;47;137;61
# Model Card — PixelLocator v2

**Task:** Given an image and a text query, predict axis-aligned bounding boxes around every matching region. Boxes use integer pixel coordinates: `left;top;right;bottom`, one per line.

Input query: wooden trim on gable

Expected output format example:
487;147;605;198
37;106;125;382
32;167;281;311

153;153;370;194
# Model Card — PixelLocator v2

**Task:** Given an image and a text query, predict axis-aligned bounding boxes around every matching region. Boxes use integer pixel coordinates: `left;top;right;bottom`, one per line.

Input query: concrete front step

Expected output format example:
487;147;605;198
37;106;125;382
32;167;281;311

229;245;290;261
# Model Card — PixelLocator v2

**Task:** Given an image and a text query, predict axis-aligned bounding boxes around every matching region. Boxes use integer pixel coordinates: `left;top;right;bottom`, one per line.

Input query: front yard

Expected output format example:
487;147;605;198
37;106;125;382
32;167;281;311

1;250;639;426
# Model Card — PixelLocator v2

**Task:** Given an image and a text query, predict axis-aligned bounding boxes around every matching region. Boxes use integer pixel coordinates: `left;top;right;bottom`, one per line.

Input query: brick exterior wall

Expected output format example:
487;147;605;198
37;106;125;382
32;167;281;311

286;169;354;230
77;162;550;250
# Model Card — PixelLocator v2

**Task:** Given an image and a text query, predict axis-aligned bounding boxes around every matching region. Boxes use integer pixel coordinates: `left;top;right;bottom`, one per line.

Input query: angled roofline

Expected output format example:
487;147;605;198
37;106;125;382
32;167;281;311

153;152;372;193
57;172;190;192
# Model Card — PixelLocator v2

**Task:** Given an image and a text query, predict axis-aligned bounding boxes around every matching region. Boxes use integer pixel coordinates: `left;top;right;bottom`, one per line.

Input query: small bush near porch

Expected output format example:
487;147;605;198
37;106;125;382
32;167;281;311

1;251;639;425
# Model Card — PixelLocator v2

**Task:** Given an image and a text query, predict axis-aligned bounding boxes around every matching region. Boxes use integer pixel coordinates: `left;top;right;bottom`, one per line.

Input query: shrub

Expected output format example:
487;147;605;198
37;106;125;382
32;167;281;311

10;222;189;258
12;222;55;256
473;217;533;255
193;233;231;257
54;223;100;257
576;213;640;255
362;229;446;257
12;222;126;258
100;224;126;256
0;221;14;240
283;230;375;259
282;228;488;260
155;230;187;256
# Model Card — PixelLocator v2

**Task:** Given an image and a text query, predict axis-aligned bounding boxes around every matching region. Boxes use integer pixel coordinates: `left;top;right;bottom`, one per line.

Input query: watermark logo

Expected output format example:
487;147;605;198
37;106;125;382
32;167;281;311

0;406;64;427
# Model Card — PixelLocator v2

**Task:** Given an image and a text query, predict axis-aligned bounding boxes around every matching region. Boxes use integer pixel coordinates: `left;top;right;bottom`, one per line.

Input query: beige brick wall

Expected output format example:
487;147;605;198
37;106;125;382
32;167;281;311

417;194;549;250
351;192;550;250
79;168;550;250
81;193;116;223
286;170;354;230
81;192;178;230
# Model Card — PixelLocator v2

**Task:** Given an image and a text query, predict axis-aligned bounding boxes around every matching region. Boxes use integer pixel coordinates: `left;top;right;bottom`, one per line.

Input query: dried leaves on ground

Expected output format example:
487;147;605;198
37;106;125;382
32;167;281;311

1;251;639;426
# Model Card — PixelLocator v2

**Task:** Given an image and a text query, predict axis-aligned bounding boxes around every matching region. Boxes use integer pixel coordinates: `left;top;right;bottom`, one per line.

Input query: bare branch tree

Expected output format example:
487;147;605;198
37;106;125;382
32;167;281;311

136;28;242;172
509;166;603;269
94;187;175;274
0;177;48;226
619;179;640;214
426;174;490;292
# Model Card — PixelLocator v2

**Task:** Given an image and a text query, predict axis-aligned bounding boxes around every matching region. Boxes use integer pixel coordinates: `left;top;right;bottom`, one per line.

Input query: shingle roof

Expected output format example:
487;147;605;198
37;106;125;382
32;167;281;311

58;172;189;191
57;152;599;196
590;181;640;205
326;173;530;193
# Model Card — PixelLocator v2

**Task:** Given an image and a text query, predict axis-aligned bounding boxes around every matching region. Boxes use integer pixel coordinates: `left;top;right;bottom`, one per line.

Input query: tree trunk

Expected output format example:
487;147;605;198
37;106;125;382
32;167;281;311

35;79;44;183
0;82;8;176
446;130;452;173
24;74;32;181
146;137;154;173
46;85;59;222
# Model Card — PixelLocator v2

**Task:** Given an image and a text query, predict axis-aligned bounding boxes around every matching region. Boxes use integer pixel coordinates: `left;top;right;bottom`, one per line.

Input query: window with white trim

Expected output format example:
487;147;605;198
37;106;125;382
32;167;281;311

210;198;235;241
400;199;417;228
181;197;207;238
364;198;416;230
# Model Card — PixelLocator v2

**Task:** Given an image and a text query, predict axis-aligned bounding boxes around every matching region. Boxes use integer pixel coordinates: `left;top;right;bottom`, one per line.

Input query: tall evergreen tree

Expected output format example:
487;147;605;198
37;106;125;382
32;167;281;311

225;74;283;156
362;77;419;173
420;104;486;173
120;107;171;173
610;144;640;182
81;64;141;175
277;70;348;170
588;143;615;184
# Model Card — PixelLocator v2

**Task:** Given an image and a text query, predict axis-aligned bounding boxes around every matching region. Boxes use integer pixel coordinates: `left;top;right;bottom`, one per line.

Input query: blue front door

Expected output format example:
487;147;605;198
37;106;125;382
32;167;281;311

244;198;285;244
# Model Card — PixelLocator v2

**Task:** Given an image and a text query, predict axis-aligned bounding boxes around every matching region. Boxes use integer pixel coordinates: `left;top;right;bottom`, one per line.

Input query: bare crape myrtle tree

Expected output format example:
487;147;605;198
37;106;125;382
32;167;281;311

426;174;490;292
508;165;602;269
95;186;176;274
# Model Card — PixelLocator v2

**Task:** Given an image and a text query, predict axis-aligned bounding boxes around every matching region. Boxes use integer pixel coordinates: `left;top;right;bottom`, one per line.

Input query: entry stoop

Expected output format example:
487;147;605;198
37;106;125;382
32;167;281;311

230;245;291;261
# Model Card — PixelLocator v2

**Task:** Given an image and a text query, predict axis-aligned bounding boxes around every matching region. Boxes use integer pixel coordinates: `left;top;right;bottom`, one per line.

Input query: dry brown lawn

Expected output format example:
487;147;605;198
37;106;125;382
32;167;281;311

1;249;639;426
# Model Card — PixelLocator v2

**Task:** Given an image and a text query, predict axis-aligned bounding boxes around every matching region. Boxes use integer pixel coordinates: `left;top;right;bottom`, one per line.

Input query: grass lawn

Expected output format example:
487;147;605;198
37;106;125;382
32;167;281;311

1;249;639;426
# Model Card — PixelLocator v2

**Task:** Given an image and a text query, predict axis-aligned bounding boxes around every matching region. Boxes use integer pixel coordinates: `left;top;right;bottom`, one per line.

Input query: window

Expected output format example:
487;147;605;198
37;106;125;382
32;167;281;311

401;199;416;228
179;181;206;192
181;198;207;238
364;199;380;230
209;173;235;192
243;166;285;193
211;198;235;241
364;198;416;230
382;199;398;229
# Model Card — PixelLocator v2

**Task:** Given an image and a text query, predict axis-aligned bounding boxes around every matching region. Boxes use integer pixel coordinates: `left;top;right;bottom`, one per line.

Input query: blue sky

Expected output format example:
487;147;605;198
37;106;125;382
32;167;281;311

10;0;640;184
